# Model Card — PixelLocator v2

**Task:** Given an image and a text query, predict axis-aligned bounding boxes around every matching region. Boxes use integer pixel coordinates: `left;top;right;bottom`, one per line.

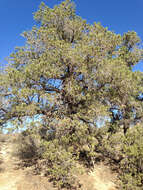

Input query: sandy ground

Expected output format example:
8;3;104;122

0;140;55;190
89;164;118;190
0;141;24;190
0;139;118;190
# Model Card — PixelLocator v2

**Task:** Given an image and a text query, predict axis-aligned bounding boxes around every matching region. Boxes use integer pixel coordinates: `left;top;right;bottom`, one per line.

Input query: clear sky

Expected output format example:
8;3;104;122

0;0;143;71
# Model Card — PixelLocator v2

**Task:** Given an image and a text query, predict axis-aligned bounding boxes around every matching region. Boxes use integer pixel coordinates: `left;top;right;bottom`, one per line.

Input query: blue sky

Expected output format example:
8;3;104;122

0;0;143;71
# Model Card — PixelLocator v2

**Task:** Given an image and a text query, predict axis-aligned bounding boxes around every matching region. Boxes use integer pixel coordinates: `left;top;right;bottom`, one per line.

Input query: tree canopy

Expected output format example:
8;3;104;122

0;0;142;133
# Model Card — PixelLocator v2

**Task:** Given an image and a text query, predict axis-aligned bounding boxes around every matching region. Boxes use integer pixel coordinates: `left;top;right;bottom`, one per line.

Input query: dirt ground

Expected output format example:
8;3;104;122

0;136;118;190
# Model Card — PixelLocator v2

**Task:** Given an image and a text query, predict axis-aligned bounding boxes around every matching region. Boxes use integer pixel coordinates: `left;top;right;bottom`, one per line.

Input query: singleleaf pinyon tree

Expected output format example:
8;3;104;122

0;0;143;188
0;0;143;134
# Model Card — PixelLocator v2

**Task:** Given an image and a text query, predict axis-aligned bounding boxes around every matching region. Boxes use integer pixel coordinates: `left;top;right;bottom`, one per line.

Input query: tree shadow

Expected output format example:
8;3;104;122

0;159;5;173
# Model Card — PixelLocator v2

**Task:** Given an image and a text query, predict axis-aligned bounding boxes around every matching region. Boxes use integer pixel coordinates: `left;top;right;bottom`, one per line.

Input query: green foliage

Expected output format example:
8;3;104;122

119;125;143;190
51;118;98;163
98;131;124;162
42;139;80;189
37;118;99;188
0;0;143;189
0;0;142;133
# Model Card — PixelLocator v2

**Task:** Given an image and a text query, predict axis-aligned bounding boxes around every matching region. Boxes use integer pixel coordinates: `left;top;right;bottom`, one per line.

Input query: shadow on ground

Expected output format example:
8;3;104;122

0;159;5;173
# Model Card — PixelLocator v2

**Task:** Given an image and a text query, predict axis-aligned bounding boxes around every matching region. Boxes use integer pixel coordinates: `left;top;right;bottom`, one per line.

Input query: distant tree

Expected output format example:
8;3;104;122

0;0;143;135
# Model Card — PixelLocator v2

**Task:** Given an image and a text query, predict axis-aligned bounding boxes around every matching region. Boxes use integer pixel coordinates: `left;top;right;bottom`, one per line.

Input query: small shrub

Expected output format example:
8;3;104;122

37;118;99;189
119;125;143;190
99;131;124;162
41;139;81;189
52;118;99;165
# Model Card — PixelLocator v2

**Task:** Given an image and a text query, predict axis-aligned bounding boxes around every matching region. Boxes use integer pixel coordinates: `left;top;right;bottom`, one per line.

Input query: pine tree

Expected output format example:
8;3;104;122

1;0;143;134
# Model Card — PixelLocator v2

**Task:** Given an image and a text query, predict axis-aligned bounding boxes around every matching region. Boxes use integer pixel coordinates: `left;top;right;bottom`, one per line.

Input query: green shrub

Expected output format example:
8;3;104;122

41;139;81;189
35;118;101;189
94;124;143;189
99;131;124;162
119;125;143;190
52;118;100;164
